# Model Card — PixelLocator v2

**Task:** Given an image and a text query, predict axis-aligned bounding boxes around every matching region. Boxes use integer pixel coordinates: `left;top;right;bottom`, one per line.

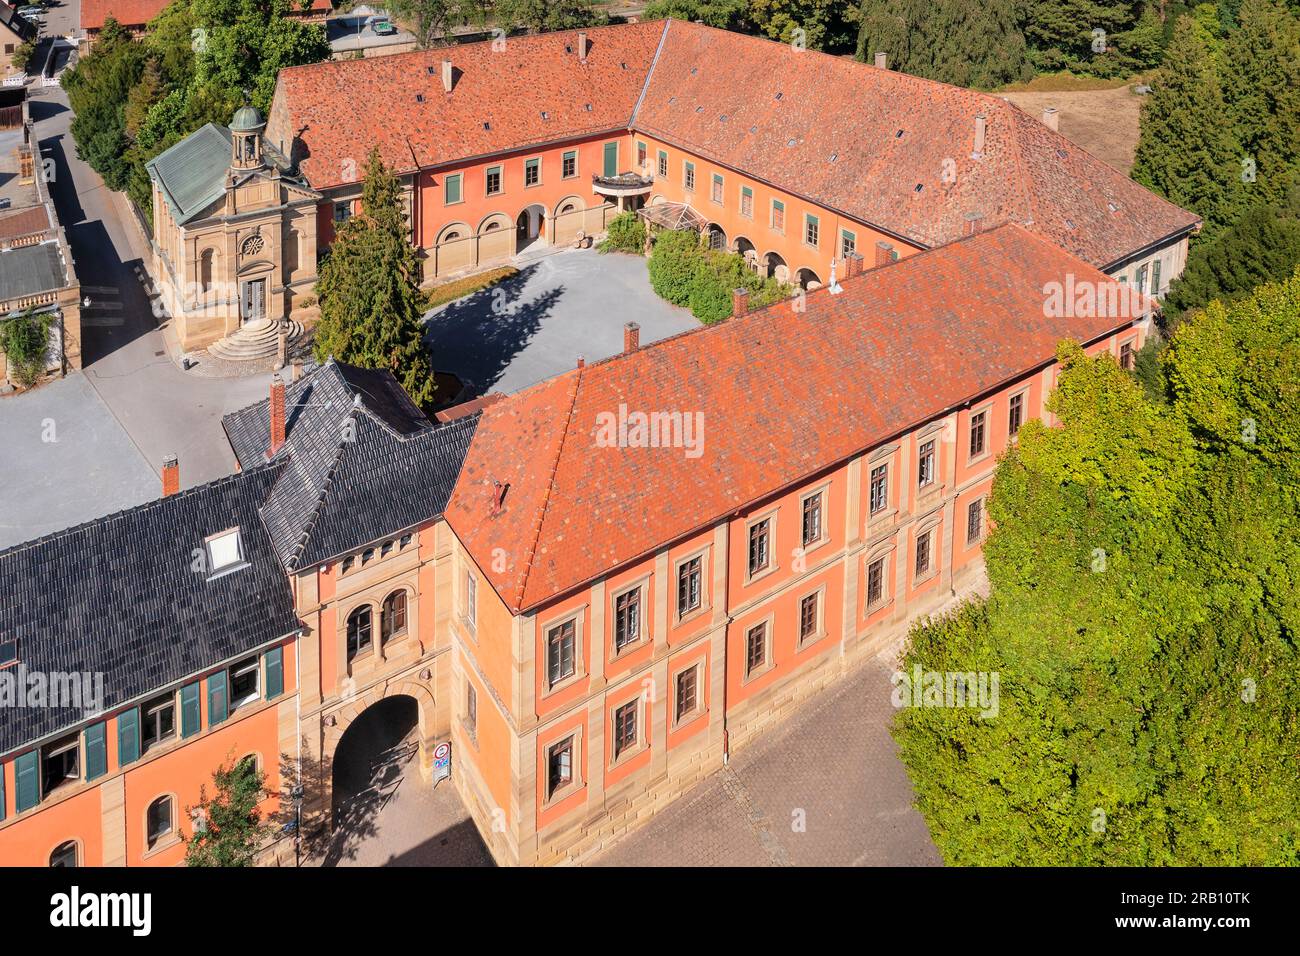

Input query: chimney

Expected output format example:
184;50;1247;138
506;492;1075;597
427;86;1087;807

964;212;984;236
874;51;887;70
972;114;987;159
845;251;864;278
291;358;303;382
161;456;179;497
577;355;585;369
577;32;589;61
732;288;750;318
441;59;454;94
268;374;286;458
623;321;640;353
1042;107;1059;132
874;240;894;268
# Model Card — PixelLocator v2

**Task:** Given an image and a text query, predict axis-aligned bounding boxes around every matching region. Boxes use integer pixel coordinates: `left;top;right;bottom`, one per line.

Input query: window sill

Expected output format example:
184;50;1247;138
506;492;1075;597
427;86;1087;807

541;671;585;700
744;563;779;588
801;536;830;558
967;452;992;468
542;780;583;809
674;603;710;628
741;659;774;685
142;832;183;861
913;569;938;588
798;629;828;650
609;638;647;665
671;707;707;732
865;597;894;618
609;741;648;771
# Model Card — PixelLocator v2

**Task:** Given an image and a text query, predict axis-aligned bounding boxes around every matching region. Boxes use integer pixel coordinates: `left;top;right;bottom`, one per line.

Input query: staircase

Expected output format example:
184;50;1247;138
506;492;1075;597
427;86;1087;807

207;318;305;362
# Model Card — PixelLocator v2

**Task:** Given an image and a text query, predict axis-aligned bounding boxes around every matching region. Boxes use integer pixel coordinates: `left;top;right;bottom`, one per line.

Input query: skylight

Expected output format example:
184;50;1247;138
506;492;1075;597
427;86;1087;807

206;528;246;577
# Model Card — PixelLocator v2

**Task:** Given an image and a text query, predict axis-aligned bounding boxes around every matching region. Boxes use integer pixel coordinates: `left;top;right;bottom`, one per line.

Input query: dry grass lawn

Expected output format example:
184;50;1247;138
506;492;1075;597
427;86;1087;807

1000;84;1146;173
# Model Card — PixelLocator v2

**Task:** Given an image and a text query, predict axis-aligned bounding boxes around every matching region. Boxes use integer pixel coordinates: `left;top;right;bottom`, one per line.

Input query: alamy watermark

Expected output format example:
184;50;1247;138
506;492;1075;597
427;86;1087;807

593;403;705;460
0;664;104;714
891;664;1000;718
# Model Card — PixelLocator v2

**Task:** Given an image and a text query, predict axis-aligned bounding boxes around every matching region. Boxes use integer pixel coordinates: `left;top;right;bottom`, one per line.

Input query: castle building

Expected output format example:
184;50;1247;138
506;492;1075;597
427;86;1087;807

0;225;1156;865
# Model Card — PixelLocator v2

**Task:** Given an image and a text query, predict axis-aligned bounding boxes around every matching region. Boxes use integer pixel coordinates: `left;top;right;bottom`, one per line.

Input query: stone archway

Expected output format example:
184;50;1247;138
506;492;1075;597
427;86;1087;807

330;694;419;829
516;204;547;254
796;267;822;290
705;222;727;251
763;251;789;284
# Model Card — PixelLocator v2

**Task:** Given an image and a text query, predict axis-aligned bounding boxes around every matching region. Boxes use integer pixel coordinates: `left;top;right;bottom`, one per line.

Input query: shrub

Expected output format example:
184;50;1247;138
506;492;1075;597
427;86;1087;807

0;310;53;388
647;229;701;306
598;211;646;255
648;229;790;323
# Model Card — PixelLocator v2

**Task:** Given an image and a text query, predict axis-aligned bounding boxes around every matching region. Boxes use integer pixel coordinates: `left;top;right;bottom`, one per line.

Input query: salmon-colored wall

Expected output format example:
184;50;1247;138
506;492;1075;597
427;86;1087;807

637;132;922;282
455;663;513;829
0;783;103;867
535;590;592;720
666;642;710;750
535;708;588;831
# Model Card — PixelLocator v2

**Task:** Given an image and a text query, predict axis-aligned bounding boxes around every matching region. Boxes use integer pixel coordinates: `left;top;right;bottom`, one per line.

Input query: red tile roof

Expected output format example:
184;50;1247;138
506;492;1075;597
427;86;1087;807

633;21;1199;268
0;205;50;242
82;0;330;30
268;18;1197;268
266;21;667;190
446;223;1153;613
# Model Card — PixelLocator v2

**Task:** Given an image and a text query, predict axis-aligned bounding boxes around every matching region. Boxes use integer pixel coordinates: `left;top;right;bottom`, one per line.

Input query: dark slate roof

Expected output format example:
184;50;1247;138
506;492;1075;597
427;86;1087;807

0;466;300;756
0;242;68;300
0;5;36;42
222;359;478;570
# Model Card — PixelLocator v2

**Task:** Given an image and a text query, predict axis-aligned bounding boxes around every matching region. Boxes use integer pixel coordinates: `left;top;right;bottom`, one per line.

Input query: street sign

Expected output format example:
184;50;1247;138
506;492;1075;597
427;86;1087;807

432;741;452;785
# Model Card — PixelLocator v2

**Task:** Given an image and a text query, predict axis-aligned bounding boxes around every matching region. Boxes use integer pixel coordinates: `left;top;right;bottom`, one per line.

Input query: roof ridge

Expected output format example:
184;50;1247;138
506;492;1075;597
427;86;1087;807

629;17;672;128
0;461;282;561
997;99;1041;231
512;365;585;610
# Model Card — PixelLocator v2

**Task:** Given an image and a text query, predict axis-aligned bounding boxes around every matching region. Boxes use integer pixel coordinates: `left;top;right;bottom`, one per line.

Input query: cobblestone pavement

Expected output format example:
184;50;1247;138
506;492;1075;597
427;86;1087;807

595;657;943;867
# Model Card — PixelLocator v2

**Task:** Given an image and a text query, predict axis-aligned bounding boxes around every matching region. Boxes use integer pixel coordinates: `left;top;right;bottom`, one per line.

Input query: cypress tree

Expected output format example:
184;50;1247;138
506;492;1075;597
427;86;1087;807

313;148;437;410
856;0;1031;89
1132;15;1242;236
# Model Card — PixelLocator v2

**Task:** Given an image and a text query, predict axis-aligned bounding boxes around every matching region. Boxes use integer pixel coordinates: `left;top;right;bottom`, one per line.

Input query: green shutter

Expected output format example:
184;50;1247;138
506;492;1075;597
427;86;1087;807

117;707;140;766
603;141;618;177
15;751;38;813
445;174;461;204
181;681;201;738
1151;259;1161;293
265;647;284;701
208;671;228;726
84;722;107;781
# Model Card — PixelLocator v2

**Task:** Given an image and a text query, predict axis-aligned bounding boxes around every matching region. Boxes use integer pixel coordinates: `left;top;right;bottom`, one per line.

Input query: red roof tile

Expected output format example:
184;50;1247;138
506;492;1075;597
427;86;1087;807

0;206;50;242
632;21;1199;267
446;223;1153;613
266;21;667;190
82;0;330;30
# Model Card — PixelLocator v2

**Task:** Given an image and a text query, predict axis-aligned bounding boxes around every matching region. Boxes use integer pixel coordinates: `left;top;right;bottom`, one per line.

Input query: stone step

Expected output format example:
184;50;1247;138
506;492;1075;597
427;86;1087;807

208;320;305;362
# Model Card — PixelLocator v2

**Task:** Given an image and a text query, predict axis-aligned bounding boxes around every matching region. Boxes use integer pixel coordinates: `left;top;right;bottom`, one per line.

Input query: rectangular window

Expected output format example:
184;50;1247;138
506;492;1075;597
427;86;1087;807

444;173;462;205
603;141;619;177
546;620;576;688
1120;342;1135;370
141;692;176;753
740;185;753;218
485;165;502;195
614;587;642;652
465;570;477;628
866;557;885;607
636;140;647;168
84;722;107;782
967;499;983;544
747;518;771;576
841;229;856;258
41;735;80;798
869;463;888;515
677;556;702;618
771;199;784;232
711;172;724;204
466;683;477;736
745;623;767;676
969;411;987;458
524;158;540;187
207;671;228;726
181;681;201;737
562;150;577;179
265;646;283;700
675;667;698;722
801;492;822;547
333;201;352;224
1136;264;1149;294
547;737;574;797
805;213;819;247
799;593;819;643
915;529;932;577
613;701;638;758
657;150;668;177
1152;259;1162;295
228;657;260;712
1008;393;1024;436
684;161;695;191
918;440;936;488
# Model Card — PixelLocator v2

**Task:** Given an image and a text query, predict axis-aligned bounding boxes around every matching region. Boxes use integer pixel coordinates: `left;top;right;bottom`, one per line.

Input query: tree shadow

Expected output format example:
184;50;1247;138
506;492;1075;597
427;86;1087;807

422;264;564;398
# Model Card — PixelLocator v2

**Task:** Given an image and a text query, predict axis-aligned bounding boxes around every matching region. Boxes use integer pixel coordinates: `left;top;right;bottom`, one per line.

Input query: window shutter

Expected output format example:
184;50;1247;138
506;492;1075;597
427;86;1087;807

265;646;283;701
84;722;108;781
117;707;140;766
208;671;228;726
181;681;201;738
14;750;38;813
603;141;618;177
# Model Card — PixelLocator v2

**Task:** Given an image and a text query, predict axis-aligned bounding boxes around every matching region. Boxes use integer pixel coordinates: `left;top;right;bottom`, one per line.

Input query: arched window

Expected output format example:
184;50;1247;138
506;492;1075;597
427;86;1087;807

146;796;174;850
199;249;215;292
382;590;407;643
443;231;461;242
347;606;372;661
49;841;78;867
484;221;500;232
238;753;261;777
559;203;575;215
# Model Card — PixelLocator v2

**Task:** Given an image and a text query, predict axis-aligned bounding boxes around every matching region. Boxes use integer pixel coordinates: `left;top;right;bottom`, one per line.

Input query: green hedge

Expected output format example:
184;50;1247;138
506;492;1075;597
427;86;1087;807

0;310;52;388
648;229;788;324
598;211;646;255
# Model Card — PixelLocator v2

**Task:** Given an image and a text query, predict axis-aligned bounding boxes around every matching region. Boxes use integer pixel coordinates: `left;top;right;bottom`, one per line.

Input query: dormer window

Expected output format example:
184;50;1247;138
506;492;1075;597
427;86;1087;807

205;528;245;577
0;634;15;667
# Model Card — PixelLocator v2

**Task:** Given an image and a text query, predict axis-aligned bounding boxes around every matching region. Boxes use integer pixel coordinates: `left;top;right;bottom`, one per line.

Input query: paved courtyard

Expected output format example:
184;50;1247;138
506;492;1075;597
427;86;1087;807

0;372;157;550
595;660;942;867
423;248;699;396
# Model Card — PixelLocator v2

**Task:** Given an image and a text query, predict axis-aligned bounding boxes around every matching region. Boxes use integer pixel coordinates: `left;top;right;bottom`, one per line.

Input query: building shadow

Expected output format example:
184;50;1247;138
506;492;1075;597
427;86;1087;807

380;817;496;867
422;264;563;397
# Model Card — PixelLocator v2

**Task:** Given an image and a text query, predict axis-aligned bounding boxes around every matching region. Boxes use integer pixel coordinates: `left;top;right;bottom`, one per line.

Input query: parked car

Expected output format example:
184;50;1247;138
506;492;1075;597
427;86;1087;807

371;17;395;35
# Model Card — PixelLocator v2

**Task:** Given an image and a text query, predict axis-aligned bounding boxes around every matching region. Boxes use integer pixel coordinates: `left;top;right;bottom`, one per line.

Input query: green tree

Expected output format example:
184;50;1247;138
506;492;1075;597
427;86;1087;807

1132;15;1242;236
494;0;605;33
643;0;751;31
0;309;53;388
383;0;489;47
856;0;1031;89
313;149;437;409
185;757;274;866
1021;0;1151;75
